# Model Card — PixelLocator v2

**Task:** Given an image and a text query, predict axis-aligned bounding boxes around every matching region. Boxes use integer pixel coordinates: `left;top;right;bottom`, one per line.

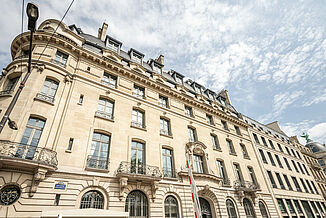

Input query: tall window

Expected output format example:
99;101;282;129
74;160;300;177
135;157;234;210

217;160;228;183
102;72;117;88
302;164;310;175
234;163;244;183
248;167;258;186
267;152;276;166
226;199;238;218
234;126;241;135
293;200;303;214
261;137;268;146
211;134;220;150
297;162;305;174
285;147;291;155
133;84;145;99
53;50;68;67
291;177;301;192
283;174;293;191
162;148;174;178
268;140;275;149
199;198;212;218
243;198;256;218
285;199;295;214
259;201;269;218
185;105;193;117
88;132;110;169
227;139;236;154
277;199;287;214
17;117;46;159
80;190;104;209
160;118;171;136
277;143;284;152
276;173;285;189
221;120;228;130
97;98;114;120
206;114;214;125
291;160;299;173
39;78;59;102
131;141;145;174
253;133;260;144
164;196;179;218
241;144;249;159
188;127;196;142
267;171;277;188
301;201;314;218
193;155;204;173
4;76;20;92
259;149;268;164
300;179;309;193
159;95;169;108
284;157;291;170
306;179;314;194
275;154;283;168
132;109;145;128
125;190;148;218
311;181;319;194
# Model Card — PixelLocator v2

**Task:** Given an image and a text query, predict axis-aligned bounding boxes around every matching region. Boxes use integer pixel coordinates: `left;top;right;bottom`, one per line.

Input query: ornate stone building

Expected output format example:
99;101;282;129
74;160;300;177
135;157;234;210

0;19;324;218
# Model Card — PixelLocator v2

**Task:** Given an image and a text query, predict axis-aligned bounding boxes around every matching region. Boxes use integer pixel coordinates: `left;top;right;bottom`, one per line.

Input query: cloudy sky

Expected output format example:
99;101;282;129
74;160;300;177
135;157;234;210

1;0;326;144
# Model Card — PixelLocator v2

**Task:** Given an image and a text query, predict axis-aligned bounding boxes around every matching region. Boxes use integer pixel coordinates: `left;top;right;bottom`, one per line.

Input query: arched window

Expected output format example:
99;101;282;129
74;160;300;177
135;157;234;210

199;197;212;218
80;190;104;209
165;195;179;218
226;199;238;218
259;201;269;218
243;198;256;218
125;190;148;218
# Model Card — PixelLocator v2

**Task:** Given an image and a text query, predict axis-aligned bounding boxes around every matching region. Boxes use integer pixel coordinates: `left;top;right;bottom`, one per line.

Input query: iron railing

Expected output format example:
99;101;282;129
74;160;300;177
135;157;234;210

234;180;260;191
86;155;109;170
0;140;58;167
36;93;55;103
95;111;114;120
0;90;14;96
222;178;231;186
117;161;162;178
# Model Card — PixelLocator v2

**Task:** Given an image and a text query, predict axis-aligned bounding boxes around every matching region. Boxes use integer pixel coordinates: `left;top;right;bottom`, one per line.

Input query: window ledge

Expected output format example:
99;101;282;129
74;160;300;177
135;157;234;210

229;152;237;156
77;102;83;106
34;96;55;106
163;176;178;181
130;125;147;131
94;114;115;122
213;148;222;152
65;149;72;153
85;167;109;173
160;133;173;138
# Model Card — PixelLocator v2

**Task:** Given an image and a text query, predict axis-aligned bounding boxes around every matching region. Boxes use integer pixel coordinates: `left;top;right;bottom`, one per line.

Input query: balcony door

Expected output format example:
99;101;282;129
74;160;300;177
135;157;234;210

17;117;45;160
243;198;256;218
88;132;110;169
131;141;145;174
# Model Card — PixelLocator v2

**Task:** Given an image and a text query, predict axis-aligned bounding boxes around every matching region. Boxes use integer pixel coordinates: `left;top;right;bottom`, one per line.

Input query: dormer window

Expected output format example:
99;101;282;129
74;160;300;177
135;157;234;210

175;76;183;84
152;63;162;74
194;85;201;94
132;53;143;64
108;40;119;52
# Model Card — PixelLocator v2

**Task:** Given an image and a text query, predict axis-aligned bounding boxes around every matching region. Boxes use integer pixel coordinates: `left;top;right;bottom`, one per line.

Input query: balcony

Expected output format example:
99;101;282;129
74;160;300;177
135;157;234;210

0;90;14;97
116;161;162;180
95;111;114;121
86;155;109;171
309;162;322;170
234;180;260;192
35;93;55;104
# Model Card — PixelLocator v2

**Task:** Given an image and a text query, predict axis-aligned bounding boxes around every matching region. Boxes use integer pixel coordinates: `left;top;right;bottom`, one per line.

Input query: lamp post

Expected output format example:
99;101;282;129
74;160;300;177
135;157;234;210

0;3;39;133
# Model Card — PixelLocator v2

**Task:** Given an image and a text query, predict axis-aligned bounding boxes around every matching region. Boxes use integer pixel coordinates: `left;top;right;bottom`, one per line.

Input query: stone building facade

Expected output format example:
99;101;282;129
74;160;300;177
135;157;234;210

0;19;324;218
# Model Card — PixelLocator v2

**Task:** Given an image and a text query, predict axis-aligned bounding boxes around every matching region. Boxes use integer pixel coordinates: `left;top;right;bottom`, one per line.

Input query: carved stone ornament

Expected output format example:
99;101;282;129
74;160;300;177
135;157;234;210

0;185;21;205
30;168;48;197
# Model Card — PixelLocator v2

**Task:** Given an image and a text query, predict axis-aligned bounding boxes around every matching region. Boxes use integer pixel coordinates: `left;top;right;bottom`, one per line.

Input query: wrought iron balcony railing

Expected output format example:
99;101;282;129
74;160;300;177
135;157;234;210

95;111;114;120
234;180;260;192
0;140;58;167
222;178;231;186
131;121;145;129
0;90;14;96
117;161;162;178
86;155;109;170
36;93;55;103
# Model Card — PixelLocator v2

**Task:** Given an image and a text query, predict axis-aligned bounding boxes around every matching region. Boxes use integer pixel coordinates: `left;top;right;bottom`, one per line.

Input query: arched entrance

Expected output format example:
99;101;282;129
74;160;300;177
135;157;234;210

199;197;212;218
125;190;148;218
243;198;256;218
259;201;269;218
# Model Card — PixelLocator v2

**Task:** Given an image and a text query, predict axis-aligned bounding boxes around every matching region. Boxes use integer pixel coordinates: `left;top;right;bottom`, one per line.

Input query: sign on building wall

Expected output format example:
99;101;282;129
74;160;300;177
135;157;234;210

54;181;68;191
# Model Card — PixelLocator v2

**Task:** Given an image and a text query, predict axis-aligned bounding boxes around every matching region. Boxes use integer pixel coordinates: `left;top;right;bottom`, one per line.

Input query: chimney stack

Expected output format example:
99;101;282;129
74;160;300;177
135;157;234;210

98;22;108;41
156;54;164;65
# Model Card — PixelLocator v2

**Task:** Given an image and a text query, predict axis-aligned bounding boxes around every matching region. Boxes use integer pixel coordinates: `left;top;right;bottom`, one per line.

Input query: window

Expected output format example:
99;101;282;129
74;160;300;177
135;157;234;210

211;134;220;150
80;190;104;209
221;120;228;130
162;148;174;178
199;197;212;217
159;95;169;108
285;147;291;155
311;181;319;194
185;105;193;117
306;180;314;194
268;140;275;149
259;149;268;164
284;157;291;170
217;160;228;183
283;174;293;190
276;173;285;189
102;72;117;88
291;177;301;192
297;162;305;174
164;196;179;218
53;50;68;67
133;84;145;99
79;94;84;104
67;138;74;151
302;164;310;175
54;194;60;206
277;199;287;214
301;200;314;218
240;144;249;159
248;167;258;185
4;76;20;92
243;198;256;218
88;133;110;169
296;151;302;159
226;199;238;218
97;98;114;120
160;118;171;136
188;127;196;142
277;143;283;152
206;114;214;125
234;163;244;183
285;199;295;214
193;155;204;173
310;201;320;217
293;200;303;213
131;52;143;64
291;160;299;173
17;117;46;160
291;149;296;158
131;141;145;174
253;133;260;144
300;179;309;193
267;171;277;188
261;137;268;146
259;201;269;218
0;185;21;206
267;152;276;166
125;190;148;217
234;126;241;135
227;139;236;155
108;40;120;52
275;154;283;168
132;109;145;128
39;78;59;102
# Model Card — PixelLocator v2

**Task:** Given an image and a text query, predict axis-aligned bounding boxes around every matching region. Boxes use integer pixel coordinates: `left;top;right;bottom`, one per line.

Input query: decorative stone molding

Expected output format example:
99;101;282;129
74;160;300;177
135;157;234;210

30;168;48;197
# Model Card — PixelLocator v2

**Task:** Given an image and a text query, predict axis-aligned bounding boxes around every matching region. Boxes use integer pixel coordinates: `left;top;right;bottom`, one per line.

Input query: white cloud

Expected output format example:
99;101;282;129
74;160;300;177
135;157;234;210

308;122;326;144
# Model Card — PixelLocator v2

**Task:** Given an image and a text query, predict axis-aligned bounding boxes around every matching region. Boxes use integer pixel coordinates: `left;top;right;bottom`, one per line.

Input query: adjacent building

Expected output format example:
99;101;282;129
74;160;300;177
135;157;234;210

0;19;324;218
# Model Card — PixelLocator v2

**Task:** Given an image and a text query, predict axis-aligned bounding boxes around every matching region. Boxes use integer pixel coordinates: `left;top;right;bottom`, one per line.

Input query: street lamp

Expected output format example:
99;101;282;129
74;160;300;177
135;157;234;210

0;2;39;133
